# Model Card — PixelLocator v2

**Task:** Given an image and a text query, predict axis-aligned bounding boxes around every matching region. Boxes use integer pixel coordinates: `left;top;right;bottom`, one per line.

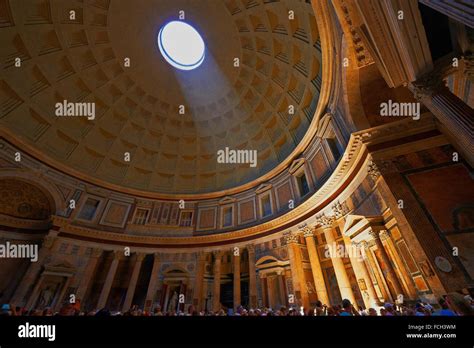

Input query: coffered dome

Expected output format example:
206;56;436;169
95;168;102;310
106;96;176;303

0;0;322;195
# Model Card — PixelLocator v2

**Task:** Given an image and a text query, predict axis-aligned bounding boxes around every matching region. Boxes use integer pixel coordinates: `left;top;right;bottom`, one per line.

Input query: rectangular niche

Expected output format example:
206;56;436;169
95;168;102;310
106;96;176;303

99;200;131;228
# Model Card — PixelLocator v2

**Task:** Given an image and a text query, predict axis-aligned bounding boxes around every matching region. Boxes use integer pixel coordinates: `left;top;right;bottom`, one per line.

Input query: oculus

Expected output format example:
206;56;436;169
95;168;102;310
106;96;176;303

158;21;205;71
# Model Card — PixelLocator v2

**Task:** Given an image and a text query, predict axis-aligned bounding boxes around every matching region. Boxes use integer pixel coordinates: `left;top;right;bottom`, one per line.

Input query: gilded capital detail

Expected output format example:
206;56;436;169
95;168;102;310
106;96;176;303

285;232;298;244
301;226;314;238
411;73;445;100
246;244;255;253
316;214;335;229
379;230;391;241
368;229;381;240
367;161;381;180
331;201;349;218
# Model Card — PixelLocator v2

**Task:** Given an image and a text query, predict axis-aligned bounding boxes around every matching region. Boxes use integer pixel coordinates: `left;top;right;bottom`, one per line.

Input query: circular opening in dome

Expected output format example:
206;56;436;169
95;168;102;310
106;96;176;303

158;21;205;71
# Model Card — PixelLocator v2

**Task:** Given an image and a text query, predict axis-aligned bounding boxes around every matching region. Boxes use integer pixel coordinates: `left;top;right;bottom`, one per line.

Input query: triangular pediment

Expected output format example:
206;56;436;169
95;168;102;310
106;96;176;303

343;215;384;238
289;158;305;174
256;183;272;194
219;196;236;205
316;112;333;138
44;260;76;274
342;215;368;237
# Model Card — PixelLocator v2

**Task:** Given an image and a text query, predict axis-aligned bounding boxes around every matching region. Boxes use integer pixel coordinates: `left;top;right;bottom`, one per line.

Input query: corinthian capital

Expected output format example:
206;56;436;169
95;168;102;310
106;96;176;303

315;214;335;229
332;201;349;218
301;226;314;238
368;228;381;240
379;230;391;241
246;244;255;254
411;72;445;100
285;232;298;244
367;160;381;180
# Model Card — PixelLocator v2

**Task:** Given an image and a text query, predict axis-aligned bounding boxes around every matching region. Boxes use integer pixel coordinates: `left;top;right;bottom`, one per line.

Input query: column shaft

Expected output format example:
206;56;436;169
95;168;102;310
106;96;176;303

247;245;258;308
364;244;392;302
304;232;330;305
145;253;161;311
122;253;144;311
371;231;405;298
343;238;378;309
76;248;102;301
323;227;356;305
53;276;72;311
193;252;206;311
212;251;222;312
381;231;418;300
97;252;120;309
286;235;310;309
233;251;241;310
413;85;474;166
12;234;56;306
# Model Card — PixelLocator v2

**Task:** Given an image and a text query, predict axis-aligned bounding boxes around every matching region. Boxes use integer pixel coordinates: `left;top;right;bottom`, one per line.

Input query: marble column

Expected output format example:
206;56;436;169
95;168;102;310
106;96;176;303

76;248;102;302
370;229;405;299
122;253;145;311
343;238;378;309
302;227;330;305
97;251;121;309
267;275;276;309
25;274;45;310
411;79;474;167
212;250;222;312
247;245;258;308
53;276;72;311
362;241;391;302
144;252;161;311
277;272;287;306
380;230;418;300
318;215;357;305
260;274;268;307
233;248;241;310
286;232;310;309
193;251;206;311
11;233;57;306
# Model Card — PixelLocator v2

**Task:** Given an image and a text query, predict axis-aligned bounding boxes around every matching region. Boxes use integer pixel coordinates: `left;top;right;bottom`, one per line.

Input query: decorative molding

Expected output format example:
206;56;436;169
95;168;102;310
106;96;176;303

334;0;374;68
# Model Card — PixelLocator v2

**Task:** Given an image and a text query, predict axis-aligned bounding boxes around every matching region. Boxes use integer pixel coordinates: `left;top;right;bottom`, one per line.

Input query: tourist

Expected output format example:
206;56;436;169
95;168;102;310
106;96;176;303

433;297;457;316
339;299;353;316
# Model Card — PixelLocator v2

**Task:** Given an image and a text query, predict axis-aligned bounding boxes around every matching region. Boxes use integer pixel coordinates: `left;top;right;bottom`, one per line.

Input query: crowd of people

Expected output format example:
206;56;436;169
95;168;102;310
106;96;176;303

1;291;473;317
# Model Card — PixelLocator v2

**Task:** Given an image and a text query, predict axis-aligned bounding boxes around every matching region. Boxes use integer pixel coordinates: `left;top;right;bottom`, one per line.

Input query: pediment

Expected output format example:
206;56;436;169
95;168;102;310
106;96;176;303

343;215;384;238
219;196;236;205
256;183;272;194
289;158;305;174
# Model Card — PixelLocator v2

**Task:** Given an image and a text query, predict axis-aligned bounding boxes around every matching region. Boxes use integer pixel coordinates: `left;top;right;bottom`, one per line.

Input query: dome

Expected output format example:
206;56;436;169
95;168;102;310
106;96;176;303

0;0;322;196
